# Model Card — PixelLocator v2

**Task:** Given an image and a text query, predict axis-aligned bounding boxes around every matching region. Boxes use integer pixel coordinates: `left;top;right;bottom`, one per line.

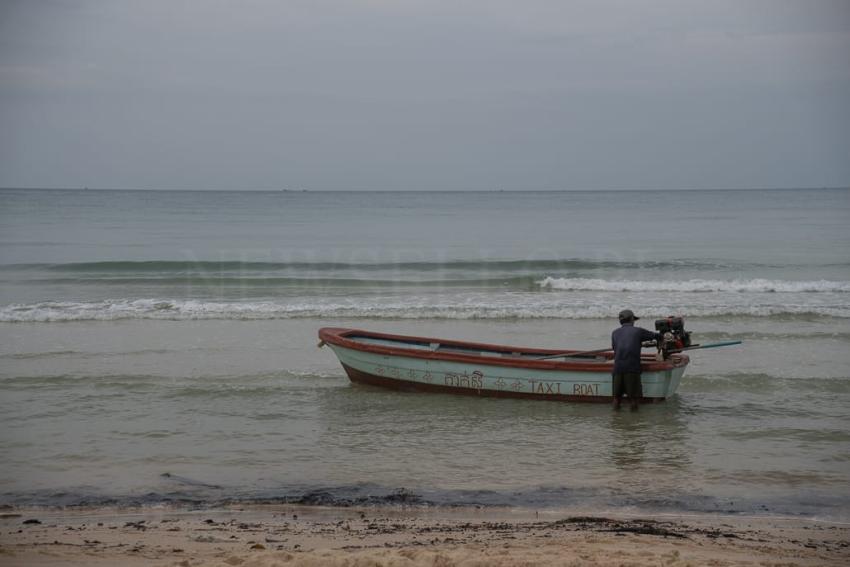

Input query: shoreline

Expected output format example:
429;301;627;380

1;504;847;566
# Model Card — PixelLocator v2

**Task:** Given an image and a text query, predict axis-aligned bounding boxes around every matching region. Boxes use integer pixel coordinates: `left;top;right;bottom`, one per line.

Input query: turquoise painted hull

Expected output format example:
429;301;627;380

321;328;688;403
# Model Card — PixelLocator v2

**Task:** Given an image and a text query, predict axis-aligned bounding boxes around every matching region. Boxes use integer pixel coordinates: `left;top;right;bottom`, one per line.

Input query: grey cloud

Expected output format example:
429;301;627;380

1;0;848;190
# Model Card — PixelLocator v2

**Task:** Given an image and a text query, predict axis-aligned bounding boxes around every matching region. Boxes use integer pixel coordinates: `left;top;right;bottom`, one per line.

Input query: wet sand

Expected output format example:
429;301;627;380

1;505;847;566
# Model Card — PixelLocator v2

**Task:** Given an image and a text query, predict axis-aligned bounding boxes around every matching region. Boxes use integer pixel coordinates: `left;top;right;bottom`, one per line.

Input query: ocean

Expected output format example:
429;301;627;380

1;188;848;519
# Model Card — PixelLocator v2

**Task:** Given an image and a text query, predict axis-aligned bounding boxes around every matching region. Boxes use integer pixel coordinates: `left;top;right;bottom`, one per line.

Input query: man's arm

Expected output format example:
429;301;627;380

641;328;660;342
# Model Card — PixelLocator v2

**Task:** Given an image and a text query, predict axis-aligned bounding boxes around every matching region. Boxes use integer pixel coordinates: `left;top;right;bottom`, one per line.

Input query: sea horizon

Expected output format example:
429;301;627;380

2;186;848;193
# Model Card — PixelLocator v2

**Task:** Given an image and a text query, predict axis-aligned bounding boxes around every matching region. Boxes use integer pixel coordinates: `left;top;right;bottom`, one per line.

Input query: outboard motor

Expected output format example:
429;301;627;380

655;316;691;359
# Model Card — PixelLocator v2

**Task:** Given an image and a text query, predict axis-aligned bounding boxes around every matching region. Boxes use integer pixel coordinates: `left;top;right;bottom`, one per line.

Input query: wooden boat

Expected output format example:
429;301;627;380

318;327;689;403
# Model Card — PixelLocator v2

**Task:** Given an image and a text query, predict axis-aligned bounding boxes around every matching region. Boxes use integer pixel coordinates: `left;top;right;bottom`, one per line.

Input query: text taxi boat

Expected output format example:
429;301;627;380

318;327;690;403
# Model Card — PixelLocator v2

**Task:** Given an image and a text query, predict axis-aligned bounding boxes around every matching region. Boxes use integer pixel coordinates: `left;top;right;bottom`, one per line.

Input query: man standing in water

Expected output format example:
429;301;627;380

611;309;660;411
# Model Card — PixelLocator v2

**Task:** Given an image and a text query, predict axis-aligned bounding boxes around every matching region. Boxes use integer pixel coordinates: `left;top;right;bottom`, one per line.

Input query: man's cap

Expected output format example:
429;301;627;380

618;309;639;322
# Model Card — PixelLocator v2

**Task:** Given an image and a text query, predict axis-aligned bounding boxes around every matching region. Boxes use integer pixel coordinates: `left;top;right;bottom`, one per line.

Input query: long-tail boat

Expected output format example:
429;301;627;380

318;327;690;403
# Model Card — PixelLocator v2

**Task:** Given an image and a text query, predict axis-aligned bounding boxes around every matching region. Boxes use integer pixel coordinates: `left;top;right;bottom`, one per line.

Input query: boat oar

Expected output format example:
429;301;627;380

536;347;612;361
667;340;742;354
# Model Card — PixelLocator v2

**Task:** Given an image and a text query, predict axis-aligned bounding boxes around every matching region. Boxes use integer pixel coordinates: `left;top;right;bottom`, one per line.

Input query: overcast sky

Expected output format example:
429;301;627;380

1;0;848;191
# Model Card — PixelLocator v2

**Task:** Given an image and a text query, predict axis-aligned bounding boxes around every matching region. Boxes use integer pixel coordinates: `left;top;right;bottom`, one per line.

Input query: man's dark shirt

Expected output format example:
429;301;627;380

611;322;659;374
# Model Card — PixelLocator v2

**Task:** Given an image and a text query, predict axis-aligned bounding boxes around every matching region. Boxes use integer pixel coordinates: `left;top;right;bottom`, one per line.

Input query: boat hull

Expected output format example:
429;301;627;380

326;341;686;403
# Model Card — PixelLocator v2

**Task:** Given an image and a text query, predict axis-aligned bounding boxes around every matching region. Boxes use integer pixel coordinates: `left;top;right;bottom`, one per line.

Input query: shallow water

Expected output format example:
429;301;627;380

1;317;848;518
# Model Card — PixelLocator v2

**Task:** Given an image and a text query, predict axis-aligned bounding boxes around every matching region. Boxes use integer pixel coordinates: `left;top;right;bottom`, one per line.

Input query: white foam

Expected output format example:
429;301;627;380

1;296;848;322
537;277;850;293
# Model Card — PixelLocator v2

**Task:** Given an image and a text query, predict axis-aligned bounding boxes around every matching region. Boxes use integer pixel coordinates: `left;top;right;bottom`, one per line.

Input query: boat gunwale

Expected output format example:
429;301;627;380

318;327;688;372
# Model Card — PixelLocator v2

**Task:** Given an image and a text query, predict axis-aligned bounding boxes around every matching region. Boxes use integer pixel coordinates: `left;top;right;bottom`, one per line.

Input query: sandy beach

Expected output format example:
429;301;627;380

1;505;847;566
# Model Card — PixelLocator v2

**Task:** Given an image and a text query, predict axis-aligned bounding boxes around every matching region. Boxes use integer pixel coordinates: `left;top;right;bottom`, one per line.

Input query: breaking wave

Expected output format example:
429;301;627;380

1;297;847;322
537;277;850;293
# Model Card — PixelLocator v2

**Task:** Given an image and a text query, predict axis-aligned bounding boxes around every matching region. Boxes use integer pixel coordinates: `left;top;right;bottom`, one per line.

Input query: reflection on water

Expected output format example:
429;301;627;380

607;400;692;494
311;381;698;497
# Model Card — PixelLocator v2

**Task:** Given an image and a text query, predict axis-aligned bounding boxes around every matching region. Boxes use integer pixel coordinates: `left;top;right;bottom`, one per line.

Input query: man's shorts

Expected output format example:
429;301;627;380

612;372;642;399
